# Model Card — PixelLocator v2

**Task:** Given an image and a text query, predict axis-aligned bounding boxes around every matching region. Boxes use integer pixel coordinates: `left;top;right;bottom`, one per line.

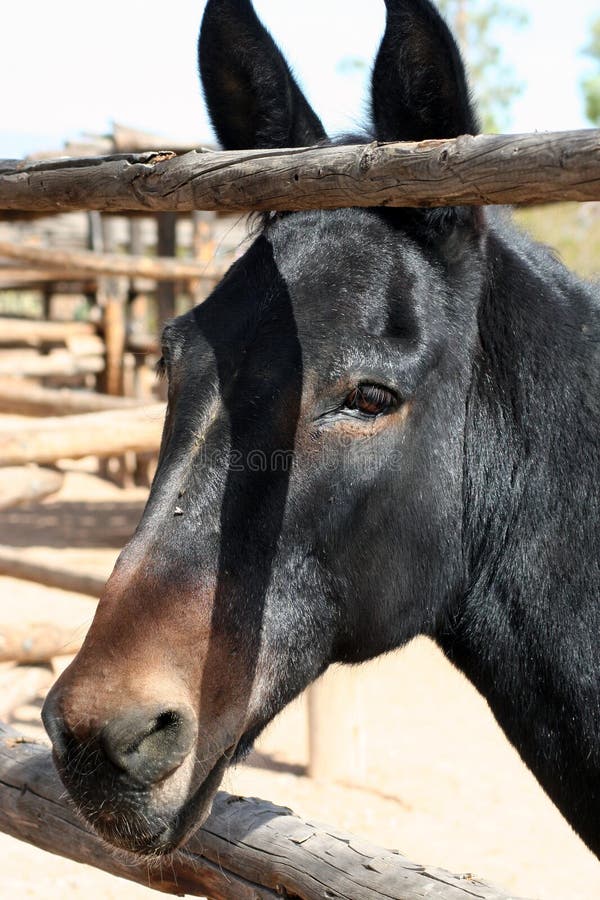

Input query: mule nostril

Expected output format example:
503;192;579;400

154;710;181;736
101;705;196;786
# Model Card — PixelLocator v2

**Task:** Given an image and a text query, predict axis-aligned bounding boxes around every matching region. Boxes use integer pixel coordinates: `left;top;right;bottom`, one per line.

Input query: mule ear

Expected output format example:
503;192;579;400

371;0;479;142
199;0;327;150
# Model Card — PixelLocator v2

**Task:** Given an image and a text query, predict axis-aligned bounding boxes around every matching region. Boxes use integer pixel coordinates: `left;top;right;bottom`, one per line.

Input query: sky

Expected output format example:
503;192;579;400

0;0;598;159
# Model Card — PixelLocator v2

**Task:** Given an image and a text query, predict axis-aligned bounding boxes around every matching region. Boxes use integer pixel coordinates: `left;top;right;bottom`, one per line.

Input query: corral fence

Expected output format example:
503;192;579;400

1;129;599;213
1;128;598;899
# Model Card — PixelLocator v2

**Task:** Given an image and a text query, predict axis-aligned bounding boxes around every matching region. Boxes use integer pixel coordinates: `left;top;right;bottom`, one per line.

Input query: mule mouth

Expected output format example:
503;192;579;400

146;750;231;854
58;748;232;856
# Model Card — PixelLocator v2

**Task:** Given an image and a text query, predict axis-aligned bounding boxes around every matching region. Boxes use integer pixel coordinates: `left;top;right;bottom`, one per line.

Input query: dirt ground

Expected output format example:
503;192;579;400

1;465;599;900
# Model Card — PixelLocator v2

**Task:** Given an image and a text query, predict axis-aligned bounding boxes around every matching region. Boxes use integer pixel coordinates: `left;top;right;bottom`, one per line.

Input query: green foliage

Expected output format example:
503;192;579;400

437;0;528;133
583;76;600;126
584;17;600;61
582;18;600;126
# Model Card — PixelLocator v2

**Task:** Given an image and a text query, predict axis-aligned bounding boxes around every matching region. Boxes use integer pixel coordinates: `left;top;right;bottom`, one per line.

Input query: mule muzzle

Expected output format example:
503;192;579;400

41;683;234;854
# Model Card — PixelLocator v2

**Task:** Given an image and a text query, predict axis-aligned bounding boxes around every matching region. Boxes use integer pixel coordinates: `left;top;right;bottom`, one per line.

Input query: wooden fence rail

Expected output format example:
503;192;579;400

0;319;95;345
0;466;64;511
0;380;145;416
0;403;165;466
0;546;106;596
0;722;523;900
0;624;82;664
0;130;599;214
0;241;224;282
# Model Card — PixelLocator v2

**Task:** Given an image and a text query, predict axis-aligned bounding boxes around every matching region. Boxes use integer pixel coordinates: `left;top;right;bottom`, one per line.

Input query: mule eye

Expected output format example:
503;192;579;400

344;384;397;417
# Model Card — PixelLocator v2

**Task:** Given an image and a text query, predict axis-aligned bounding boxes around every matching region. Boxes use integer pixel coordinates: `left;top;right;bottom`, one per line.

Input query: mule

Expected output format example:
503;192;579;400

43;0;600;859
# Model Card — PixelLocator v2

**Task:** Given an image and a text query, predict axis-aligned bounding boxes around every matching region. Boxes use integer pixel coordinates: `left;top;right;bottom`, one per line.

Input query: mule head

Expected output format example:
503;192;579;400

43;0;485;855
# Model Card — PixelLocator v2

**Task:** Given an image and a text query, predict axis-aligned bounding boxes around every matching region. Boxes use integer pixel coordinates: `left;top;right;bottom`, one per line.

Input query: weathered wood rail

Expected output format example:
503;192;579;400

0;466;64;511
0;624;82;664
0;241;224;282
0;130;599;213
0;349;104;379
0;722;524;900
0;670;54;720
0;380;145;416
0;545;106;596
0;318;96;346
0;402;165;466
0;267;97;287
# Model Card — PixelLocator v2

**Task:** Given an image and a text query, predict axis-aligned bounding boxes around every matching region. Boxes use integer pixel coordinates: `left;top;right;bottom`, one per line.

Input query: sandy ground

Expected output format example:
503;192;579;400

0;467;599;900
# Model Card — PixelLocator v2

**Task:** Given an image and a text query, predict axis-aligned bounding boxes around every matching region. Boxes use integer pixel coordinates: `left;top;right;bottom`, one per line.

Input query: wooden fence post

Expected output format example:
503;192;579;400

192;210;217;305
98;216;127;397
307;665;367;786
156;212;177;327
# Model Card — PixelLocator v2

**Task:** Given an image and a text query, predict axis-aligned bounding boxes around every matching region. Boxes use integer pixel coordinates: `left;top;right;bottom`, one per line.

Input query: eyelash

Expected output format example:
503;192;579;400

343;384;398;417
155;357;167;381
